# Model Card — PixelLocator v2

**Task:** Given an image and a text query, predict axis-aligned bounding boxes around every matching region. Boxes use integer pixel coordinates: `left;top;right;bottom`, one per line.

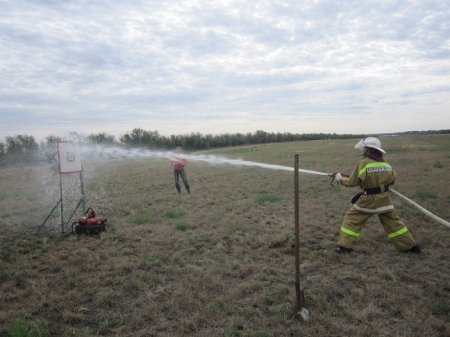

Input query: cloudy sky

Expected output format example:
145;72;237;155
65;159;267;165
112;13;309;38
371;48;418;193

1;0;449;141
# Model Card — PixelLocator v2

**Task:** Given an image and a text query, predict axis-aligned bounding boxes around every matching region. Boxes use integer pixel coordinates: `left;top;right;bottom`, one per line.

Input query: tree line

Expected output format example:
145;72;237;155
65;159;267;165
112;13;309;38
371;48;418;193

1;128;449;166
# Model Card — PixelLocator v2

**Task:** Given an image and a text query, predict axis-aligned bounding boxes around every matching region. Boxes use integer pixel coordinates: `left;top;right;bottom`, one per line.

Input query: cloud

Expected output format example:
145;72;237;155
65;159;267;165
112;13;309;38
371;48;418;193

0;0;449;141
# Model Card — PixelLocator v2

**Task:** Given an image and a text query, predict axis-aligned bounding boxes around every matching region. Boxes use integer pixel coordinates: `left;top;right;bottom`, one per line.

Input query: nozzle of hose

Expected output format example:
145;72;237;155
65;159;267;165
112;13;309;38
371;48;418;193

329;173;337;186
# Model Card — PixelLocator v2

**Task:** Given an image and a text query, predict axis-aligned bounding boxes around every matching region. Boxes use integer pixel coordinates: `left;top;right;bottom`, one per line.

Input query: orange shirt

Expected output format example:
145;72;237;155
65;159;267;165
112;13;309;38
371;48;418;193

171;157;187;171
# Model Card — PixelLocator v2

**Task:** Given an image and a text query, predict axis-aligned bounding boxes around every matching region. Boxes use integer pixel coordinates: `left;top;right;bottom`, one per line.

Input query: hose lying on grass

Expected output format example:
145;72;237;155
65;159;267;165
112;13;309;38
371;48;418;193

389;188;450;229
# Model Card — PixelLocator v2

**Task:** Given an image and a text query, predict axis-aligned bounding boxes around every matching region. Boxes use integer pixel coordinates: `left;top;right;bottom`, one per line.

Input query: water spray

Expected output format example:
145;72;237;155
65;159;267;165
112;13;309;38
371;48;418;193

82;144;330;174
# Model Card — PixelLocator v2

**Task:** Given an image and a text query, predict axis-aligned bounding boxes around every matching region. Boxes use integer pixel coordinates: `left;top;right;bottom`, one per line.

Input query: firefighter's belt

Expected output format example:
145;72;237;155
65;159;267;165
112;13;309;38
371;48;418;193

364;185;389;195
351;185;390;204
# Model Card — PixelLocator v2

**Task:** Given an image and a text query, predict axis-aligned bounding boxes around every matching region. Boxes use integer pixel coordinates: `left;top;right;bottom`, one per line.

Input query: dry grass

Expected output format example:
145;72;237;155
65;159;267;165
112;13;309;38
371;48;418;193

1;135;449;337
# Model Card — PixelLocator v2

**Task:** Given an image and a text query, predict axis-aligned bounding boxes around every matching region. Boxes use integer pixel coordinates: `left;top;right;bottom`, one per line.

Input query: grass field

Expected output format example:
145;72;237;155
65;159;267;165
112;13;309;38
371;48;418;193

1;135;449;337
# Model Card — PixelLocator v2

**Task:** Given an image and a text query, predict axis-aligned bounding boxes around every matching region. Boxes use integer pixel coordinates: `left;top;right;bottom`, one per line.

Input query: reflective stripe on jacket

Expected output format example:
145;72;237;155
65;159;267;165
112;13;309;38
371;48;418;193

341;158;396;213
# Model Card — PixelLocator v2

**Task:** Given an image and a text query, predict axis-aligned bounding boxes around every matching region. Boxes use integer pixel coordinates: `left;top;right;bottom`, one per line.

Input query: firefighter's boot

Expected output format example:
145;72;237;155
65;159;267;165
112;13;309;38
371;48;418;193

405;244;421;254
335;246;353;254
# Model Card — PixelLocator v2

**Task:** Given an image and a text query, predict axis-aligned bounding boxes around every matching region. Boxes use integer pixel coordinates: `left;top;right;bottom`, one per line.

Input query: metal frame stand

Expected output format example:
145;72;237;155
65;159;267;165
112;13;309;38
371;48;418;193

38;171;85;234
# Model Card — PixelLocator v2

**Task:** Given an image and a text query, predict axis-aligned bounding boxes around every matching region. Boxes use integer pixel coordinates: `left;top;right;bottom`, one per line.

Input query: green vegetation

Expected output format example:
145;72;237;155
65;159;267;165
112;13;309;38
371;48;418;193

5;318;49;337
5;318;28;337
2;129;449;166
142;253;167;268
128;209;156;224
433;161;444;168
255;194;283;203
174;221;189;231
417;191;438;200
252;331;270;337
431;299;450;317
164;209;185;218
225;224;236;235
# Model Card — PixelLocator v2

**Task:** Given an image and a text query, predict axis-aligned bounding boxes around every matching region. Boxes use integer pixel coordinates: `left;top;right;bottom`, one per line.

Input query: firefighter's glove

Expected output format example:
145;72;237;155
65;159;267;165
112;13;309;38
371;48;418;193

329;172;341;186
331;172;350;186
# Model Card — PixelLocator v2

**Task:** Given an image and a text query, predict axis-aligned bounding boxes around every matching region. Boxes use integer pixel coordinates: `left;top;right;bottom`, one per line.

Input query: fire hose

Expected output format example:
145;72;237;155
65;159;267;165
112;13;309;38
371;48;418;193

388;189;450;229
188;155;450;229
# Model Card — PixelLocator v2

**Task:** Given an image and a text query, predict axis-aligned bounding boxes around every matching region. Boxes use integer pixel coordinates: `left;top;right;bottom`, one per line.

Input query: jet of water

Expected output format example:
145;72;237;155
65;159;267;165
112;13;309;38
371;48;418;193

81;144;331;176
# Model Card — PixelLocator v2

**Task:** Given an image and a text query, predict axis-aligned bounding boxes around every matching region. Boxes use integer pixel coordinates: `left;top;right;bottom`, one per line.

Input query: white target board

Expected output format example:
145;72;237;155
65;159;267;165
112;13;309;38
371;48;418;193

57;141;82;174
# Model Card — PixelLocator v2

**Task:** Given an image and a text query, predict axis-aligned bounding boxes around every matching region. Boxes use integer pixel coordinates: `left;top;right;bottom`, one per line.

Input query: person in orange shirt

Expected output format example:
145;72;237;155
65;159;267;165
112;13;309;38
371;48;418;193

171;147;190;194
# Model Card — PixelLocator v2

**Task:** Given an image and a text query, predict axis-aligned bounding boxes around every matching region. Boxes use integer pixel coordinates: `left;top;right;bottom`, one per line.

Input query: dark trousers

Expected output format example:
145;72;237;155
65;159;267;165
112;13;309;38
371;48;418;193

174;170;190;193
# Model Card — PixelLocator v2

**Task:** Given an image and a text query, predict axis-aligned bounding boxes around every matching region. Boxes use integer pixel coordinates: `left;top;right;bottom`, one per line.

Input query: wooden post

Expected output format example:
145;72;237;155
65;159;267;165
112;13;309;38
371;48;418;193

294;154;305;310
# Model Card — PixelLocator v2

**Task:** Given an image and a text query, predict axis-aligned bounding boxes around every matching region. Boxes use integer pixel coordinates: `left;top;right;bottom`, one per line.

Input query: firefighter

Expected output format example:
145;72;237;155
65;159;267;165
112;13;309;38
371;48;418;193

333;137;421;254
171;147;190;194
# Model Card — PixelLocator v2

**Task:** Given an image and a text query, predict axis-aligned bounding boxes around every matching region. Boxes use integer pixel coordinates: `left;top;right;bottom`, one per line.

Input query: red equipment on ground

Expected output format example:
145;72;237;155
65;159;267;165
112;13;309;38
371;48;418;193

72;207;107;235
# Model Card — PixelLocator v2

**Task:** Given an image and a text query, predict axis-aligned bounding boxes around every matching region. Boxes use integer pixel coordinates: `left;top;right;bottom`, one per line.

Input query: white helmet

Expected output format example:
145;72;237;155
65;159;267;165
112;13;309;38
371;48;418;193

354;137;386;153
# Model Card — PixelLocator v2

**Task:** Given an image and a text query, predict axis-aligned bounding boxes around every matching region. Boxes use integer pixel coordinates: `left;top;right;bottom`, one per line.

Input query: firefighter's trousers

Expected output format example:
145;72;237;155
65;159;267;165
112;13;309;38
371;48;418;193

338;207;416;252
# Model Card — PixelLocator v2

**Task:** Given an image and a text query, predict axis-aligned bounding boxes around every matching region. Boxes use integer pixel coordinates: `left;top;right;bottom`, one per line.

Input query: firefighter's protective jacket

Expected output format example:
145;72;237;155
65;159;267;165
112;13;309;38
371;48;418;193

340;157;396;213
